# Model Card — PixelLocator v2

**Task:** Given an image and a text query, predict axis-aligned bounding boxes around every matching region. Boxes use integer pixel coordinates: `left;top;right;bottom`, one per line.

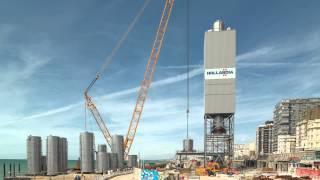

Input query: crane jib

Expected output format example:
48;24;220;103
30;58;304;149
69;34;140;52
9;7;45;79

83;0;151;151
83;0;174;159
124;0;174;158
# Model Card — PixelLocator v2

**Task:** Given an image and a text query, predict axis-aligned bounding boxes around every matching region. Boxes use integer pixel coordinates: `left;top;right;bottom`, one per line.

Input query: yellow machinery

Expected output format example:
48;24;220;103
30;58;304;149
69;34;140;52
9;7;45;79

195;161;220;176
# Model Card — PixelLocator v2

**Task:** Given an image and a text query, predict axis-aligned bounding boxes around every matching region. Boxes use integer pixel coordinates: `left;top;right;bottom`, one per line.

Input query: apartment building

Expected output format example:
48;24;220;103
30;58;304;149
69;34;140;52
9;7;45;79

234;142;256;160
272;98;320;152
296;105;320;151
256;121;273;158
277;135;296;154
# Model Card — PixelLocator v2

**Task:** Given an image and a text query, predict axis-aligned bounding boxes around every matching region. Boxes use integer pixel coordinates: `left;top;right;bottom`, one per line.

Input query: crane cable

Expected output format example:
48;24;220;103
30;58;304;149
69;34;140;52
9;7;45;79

85;0;151;93
98;0;151;75
186;0;190;139
84;0;151;131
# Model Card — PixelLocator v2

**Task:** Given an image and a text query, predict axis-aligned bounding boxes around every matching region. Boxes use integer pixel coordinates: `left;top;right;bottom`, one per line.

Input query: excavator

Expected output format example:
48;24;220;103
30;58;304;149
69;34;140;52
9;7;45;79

84;0;174;159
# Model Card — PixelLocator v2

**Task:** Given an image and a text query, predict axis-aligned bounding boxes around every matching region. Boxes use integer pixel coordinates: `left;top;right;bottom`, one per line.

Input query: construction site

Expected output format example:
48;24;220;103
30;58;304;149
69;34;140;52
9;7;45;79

2;0;320;180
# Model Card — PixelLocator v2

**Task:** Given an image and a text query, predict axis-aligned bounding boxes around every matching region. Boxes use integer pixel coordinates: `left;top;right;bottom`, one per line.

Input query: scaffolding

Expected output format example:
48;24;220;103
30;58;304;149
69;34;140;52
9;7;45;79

204;113;234;165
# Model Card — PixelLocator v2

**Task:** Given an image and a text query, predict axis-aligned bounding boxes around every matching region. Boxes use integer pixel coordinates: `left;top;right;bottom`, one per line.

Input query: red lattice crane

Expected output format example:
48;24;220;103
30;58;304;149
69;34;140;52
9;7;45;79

83;0;151;149
84;0;174;158
84;74;112;148
124;0;174;158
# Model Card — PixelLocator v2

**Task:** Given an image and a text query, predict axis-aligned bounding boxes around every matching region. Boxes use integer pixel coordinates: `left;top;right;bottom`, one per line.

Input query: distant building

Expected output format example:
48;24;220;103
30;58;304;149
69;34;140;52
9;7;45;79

296;105;320;151
234;142;256;160
256;121;273;158
277;135;296;154
272;98;320;153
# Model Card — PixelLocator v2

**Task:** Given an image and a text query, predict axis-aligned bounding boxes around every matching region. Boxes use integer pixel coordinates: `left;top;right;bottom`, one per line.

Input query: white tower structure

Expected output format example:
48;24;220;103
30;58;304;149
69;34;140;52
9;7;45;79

204;20;236;165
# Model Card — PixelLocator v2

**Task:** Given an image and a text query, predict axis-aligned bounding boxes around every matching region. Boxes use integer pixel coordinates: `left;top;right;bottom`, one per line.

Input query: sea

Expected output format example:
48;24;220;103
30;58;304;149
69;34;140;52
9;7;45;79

0;159;78;180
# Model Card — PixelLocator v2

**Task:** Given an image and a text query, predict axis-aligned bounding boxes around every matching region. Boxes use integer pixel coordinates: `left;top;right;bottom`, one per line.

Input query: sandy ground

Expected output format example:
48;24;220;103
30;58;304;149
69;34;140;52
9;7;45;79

110;173;139;180
19;168;282;180
108;172;241;180
24;170;135;180
108;169;251;180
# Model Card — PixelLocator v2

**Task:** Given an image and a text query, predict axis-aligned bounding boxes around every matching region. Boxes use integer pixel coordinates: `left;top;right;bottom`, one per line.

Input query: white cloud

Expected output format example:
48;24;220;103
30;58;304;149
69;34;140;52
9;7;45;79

0;43;52;158
158;64;202;69
2;26;320;159
238;30;320;64
21;103;80;121
238;62;320;68
237;47;274;61
0;66;205;159
4;67;204;126
0;44;51;116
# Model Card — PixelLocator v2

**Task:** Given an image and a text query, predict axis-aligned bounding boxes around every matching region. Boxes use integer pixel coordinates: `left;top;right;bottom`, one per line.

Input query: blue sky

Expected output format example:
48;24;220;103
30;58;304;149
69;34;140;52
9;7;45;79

1;0;320;160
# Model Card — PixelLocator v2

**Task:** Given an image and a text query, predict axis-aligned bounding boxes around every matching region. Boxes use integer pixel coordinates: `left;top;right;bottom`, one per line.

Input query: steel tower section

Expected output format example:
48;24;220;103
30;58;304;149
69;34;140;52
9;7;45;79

203;20;236;165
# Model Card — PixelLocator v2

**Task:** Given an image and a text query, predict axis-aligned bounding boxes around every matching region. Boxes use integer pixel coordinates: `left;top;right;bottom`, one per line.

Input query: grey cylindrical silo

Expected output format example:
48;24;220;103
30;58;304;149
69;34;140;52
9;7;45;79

128;155;138;168
183;139;193;152
59;137;68;173
97;152;108;173
47;135;60;175
106;153;111;170
27;136;42;175
98;144;107;152
96;144;108;173
109;153;118;170
41;155;47;172
111;135;124;169
80;132;95;173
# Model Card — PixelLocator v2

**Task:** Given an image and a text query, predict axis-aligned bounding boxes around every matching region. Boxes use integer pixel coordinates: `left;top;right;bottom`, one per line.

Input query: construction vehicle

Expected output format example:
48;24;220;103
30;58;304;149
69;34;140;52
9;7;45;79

195;161;220;176
84;0;174;158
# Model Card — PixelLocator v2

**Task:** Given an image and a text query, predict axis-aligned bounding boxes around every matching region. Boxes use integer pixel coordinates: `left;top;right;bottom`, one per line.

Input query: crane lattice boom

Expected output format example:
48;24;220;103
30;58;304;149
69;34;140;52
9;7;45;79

124;0;174;158
85;92;112;148
83;0;150;149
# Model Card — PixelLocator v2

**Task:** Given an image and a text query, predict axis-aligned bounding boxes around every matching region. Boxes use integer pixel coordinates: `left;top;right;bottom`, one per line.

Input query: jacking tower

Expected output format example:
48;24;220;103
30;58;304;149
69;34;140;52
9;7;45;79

204;20;236;165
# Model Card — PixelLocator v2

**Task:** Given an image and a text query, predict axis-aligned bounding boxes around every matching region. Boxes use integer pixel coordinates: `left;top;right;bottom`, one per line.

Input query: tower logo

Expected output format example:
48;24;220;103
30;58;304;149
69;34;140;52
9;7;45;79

205;67;236;80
